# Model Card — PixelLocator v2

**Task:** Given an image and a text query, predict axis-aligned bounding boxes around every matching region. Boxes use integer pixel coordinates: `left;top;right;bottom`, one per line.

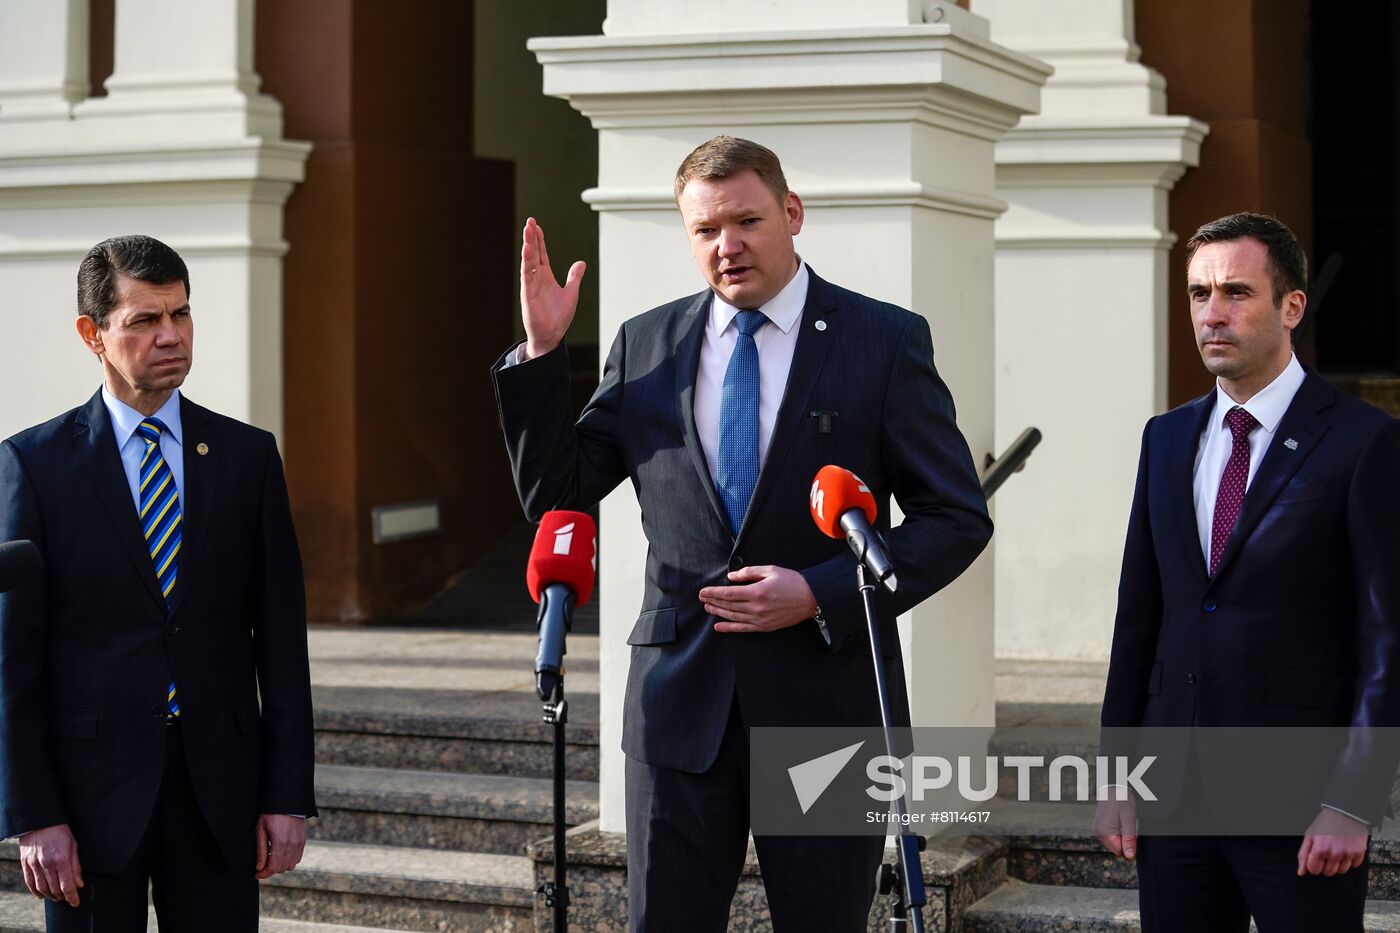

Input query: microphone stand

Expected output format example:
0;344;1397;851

539;677;570;933
858;561;927;932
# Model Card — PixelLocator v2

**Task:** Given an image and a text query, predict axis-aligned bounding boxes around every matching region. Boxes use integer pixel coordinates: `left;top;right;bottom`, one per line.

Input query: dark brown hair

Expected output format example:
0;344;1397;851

77;235;190;328
1185;213;1307;305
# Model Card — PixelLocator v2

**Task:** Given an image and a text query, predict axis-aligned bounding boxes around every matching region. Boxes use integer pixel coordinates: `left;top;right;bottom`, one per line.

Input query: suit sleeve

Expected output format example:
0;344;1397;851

0;440;67;836
1100;420;1165;731
1321;418;1400;823
800;314;993;647
252;435;317;817
491;334;630;522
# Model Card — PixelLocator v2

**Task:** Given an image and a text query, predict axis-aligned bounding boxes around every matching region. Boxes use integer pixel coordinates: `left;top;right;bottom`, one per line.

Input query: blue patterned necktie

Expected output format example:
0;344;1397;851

717;310;768;535
137;418;181;718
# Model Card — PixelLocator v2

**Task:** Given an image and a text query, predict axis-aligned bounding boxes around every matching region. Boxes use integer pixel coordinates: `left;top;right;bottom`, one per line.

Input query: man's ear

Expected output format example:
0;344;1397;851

786;191;804;236
1282;289;1307;333
75;315;103;356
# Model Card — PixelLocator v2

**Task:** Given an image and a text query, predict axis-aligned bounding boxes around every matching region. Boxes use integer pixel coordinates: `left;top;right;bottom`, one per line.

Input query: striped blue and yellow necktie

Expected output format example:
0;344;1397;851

137;418;181;719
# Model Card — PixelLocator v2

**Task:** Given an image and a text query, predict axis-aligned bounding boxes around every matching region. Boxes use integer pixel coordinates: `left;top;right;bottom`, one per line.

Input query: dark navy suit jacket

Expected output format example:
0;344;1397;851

493;269;992;773
0;391;317;872
1102;371;1400;824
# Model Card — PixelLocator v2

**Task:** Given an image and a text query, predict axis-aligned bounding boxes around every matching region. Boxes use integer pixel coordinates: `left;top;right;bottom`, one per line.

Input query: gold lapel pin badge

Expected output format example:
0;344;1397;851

197;443;210;456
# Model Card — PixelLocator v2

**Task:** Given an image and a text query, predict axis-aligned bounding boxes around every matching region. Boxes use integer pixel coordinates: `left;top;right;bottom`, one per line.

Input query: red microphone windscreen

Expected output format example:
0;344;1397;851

527;511;597;607
809;465;878;539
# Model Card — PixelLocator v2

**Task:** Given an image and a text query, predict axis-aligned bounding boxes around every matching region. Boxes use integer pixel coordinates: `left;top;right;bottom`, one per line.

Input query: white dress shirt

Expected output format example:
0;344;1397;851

1191;355;1305;563
102;386;184;515
694;261;808;484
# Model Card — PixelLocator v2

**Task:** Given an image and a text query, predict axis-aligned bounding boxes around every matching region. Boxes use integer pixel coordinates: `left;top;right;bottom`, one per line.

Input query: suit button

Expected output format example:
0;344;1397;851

1203;599;1217;612
729;556;743;571
151;704;165;719
1187;673;1197;686
166;625;180;636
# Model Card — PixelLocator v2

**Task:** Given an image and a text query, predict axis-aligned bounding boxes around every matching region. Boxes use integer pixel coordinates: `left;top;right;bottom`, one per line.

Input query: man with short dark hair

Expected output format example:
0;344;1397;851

0;234;317;932
1095;212;1400;931
494;136;992;930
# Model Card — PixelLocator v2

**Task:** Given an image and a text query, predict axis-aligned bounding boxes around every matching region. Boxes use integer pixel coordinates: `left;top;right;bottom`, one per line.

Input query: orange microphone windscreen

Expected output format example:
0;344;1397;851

809;465;878;539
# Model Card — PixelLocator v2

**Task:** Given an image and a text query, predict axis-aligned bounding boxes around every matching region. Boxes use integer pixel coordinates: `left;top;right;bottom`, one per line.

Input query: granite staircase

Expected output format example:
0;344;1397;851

7;640;1400;931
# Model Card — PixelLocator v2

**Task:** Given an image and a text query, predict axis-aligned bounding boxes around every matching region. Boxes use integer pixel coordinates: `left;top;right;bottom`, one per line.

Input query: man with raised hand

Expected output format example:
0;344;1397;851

494;136;991;931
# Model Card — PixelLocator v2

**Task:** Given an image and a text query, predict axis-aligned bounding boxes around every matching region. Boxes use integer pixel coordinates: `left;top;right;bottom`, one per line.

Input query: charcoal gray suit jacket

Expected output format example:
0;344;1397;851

493;268;991;773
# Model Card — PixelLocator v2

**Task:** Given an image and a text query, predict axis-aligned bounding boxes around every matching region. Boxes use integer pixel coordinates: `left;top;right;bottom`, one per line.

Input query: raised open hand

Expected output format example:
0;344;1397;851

520;217;587;361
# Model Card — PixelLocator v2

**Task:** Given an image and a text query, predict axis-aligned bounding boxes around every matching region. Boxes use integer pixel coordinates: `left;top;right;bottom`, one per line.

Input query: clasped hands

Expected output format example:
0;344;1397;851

1093;795;1368;876
700;565;818;633
18;814;306;906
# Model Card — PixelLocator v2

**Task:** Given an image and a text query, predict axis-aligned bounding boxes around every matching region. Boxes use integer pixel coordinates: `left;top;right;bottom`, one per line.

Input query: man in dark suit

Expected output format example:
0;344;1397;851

493;136;992;930
1095;213;1400;931
0;235;317;932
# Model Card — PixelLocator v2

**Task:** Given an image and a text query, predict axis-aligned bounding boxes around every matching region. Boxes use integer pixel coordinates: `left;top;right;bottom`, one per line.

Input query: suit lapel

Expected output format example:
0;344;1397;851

1169;392;1215;583
673;289;733;535
1209;373;1332;583
72;390;167;612
169;396;216;618
735;270;837;548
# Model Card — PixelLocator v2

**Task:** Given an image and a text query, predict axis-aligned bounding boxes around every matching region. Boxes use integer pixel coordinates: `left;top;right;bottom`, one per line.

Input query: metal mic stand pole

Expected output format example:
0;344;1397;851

857;563;927;932
539;678;569;933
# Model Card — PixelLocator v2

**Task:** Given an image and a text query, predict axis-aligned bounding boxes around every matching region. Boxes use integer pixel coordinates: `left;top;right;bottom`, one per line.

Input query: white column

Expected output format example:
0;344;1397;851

0;0;88;122
970;0;1207;659
535;0;1048;832
0;0;307;442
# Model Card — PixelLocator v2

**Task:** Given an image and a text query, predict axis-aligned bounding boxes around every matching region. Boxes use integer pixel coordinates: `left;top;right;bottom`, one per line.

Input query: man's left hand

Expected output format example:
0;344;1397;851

255;814;307;880
1297;808;1369;877
702;566;818;633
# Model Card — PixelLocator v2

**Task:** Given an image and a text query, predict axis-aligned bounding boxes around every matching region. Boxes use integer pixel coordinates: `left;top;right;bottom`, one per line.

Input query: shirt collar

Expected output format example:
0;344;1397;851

711;259;809;336
1211;353;1305;436
101;386;184;448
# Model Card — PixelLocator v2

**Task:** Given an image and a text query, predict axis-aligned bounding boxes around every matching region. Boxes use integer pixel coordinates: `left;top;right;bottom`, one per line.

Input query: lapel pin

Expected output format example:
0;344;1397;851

197;443;209;456
1283;438;1298;451
814;320;827;332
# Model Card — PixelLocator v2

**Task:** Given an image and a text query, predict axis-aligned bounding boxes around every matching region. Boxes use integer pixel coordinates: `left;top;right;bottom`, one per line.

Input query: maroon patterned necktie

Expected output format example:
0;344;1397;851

1209;405;1260;576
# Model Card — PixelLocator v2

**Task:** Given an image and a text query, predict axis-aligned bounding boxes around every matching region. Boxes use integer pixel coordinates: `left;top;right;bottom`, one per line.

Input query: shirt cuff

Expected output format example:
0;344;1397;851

499;343;527;369
1321;803;1370;828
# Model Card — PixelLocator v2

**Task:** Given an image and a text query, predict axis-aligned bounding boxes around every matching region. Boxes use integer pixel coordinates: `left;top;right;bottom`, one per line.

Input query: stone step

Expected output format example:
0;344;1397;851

308;628;600;782
312;764;599;854
963;879;1400;932
0;839;535;933
0;886;411;932
259;839;535;932
313;686;600;782
982;801;1400;899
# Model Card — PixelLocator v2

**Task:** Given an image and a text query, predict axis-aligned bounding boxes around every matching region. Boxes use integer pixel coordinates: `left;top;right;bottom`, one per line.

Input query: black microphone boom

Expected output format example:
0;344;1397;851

535;582;577;701
838;511;897;594
0;540;41;594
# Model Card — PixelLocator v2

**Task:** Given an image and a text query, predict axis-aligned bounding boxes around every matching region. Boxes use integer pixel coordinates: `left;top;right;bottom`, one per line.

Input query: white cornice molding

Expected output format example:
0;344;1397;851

0;234;291;262
0;139;311;190
995;229;1177;250
996;116;1208;188
584;181;1008;219
530;26;1051;125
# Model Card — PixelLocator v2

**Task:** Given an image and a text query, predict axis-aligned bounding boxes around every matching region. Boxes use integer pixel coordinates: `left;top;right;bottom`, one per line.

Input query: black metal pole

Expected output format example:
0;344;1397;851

541;685;570;932
858;564;926;933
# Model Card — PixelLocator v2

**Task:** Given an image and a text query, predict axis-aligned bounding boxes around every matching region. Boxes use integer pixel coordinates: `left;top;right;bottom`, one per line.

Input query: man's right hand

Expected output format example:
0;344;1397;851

18;823;83;906
1093;794;1138;860
519;216;587;361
